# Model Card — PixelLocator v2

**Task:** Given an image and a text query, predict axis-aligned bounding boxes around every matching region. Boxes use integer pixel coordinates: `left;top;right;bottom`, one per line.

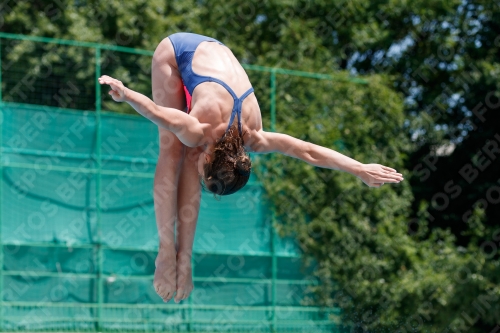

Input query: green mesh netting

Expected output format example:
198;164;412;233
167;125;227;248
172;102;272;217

0;104;339;332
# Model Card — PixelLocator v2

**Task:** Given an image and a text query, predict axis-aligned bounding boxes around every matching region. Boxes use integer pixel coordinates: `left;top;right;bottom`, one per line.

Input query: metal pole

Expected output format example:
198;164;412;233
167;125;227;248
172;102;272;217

0;37;2;103
270;69;278;331
270;69;278;332
188;254;194;332
270;70;276;132
271;212;277;333
95;47;103;332
0;37;4;332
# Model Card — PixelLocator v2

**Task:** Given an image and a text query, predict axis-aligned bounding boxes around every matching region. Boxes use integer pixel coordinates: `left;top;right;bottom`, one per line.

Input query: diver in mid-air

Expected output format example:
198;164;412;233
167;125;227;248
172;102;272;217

99;32;404;303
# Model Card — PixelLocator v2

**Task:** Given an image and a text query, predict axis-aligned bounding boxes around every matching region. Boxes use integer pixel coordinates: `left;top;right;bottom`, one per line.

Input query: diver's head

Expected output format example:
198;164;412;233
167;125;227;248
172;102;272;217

198;123;251;196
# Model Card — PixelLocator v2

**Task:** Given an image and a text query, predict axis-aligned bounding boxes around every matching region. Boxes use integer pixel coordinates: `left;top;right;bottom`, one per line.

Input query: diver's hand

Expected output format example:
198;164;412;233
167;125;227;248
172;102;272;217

98;75;127;102
356;163;403;187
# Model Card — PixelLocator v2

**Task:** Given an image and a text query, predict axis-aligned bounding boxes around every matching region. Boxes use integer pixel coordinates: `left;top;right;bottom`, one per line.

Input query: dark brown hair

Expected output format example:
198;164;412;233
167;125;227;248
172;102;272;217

201;122;251;196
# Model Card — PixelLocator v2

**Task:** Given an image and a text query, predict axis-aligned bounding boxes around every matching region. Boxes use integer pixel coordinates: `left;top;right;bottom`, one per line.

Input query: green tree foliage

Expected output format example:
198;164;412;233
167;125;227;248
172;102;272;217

1;1;499;332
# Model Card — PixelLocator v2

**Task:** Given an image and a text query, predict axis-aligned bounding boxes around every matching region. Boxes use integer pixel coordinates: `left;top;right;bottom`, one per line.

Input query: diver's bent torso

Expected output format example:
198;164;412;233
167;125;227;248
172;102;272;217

167;33;263;148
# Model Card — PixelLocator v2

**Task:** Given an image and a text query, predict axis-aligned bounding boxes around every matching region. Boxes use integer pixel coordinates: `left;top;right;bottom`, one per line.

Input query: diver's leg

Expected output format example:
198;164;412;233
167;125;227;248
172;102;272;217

173;146;202;303
151;37;187;302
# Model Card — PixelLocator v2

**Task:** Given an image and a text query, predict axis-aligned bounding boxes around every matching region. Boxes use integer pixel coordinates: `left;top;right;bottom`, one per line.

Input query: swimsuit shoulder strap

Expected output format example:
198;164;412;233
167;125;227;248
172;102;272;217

225;87;254;136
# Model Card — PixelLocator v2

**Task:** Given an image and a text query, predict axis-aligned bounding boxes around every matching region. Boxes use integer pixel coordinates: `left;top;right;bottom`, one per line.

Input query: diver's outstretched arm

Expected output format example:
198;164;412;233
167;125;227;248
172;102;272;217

250;131;403;188
98;75;206;147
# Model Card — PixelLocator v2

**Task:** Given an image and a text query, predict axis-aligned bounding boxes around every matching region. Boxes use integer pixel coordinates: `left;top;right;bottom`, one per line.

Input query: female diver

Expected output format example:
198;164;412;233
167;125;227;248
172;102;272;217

98;32;404;304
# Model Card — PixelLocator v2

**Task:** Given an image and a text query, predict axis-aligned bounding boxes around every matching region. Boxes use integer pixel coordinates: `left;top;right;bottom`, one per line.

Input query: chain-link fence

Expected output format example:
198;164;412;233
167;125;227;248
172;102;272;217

0;32;365;332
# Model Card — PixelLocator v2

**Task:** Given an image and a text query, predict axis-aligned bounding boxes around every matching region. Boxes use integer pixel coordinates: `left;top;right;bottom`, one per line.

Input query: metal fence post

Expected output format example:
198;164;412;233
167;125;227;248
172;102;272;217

0;37;2;103
0;37;4;332
270;69;276;132
188;254;194;332
270;68;278;332
271;211;277;333
95;46;104;332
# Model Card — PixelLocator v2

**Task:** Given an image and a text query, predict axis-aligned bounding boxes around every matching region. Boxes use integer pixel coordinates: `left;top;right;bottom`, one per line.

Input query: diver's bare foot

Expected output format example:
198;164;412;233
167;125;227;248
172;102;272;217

174;251;193;303
154;247;177;302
